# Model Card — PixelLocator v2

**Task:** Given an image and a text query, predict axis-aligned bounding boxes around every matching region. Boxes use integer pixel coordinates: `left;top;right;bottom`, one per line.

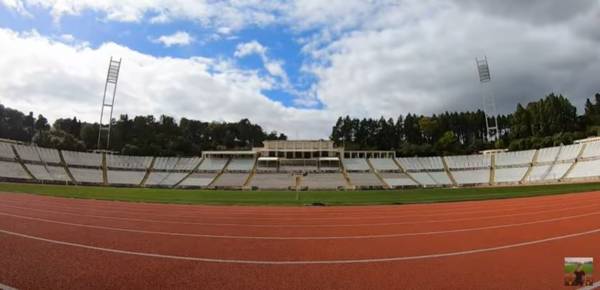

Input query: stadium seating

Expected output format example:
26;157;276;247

494;167;528;183
301;173;347;189
342;159;370;171
566;159;600;179
62;151;102;167
347;172;384;187
369;158;400;171
535;146;560;163
106;154;153;169
144;172;187;186
226;159;255;172
107;170;146;185
556;144;583;161
173;157;202;171
581;142;600;159
212;173;249;187
397;157;445;171
197;158;228;171
428;171;454;185
14;145;62;164
249;173;294;189
0;160;31;179
451;169;490;185
178;173;217;187
495;150;535;167
408;172;438;186
152;157;180;170
25;164;70;182
445;155;491;169
380;172;417;187
69;168;103;184
525;165;552;182
544;163;572;180
0;143;16;160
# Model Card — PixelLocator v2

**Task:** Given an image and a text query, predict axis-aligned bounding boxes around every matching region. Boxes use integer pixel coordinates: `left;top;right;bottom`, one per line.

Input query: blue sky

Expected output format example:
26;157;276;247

0;1;598;138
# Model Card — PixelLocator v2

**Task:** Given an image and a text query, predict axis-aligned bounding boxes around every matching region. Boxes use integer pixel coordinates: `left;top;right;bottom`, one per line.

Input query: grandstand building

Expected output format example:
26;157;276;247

1;139;600;191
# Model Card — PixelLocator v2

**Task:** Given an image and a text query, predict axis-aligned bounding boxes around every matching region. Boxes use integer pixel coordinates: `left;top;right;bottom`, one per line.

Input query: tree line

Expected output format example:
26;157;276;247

0;105;286;156
330;93;600;156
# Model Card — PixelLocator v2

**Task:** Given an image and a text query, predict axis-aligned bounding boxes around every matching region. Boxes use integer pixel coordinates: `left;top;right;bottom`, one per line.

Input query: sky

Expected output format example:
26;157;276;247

0;0;599;139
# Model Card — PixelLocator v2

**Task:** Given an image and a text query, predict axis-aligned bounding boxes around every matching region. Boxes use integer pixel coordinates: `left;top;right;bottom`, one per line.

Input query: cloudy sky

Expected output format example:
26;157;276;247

0;0;599;138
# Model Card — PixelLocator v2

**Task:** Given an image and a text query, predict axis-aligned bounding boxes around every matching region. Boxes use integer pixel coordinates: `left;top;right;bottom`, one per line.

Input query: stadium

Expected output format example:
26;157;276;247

2;1;600;290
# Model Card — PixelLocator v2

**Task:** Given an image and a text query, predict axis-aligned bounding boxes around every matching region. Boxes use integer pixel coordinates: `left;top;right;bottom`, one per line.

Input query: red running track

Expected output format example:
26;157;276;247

1;192;600;289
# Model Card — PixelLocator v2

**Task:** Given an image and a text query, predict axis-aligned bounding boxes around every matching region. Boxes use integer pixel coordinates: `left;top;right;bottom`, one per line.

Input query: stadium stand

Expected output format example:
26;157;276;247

249;173;294;189
25;164;70;182
62;151;102;167
544;163;573;180
173;157;202;171
107;170;146;185
566;159;600;179
152;157;180;170
342;159;370;171
212;173;249;187
301;173;347;189
494;167;529;183
408;172;438;186
106;154;153;169
380;172;417;187
397;157;445;171
495;150;535;167
451;169;490;185
144;172;187;186
197;158;228;171
535;146;561;163
178;173;217;187
0;160;31;179
347;172;384;187
226;158;255;172
369;158;400;171
445;155;491;169
0;143;16;160
556;144;583;161
428;171;454;185
14;145;62;164
68;168;103;184
581;142;600;159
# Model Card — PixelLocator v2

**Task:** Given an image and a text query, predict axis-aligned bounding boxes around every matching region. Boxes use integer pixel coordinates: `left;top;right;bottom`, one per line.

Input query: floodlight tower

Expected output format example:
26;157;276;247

476;56;499;142
97;57;122;150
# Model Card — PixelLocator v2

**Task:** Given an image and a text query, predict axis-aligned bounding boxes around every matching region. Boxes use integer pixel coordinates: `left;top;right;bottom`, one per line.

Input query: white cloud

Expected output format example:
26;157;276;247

234;40;267;58
152;31;194;47
0;28;333;138
59;33;75;42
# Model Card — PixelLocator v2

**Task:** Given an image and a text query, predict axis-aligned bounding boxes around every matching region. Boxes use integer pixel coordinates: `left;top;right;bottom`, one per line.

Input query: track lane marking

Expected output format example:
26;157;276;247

0;282;17;290
1;227;600;264
1;202;600;227
2;209;600;240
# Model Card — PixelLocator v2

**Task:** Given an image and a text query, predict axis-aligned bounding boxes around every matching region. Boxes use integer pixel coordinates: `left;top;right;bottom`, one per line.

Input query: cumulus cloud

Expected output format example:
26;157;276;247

152;31;194;47
0;28;332;138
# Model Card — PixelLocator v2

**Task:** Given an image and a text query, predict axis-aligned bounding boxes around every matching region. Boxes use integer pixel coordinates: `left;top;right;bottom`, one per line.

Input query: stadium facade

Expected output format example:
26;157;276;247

1;139;600;190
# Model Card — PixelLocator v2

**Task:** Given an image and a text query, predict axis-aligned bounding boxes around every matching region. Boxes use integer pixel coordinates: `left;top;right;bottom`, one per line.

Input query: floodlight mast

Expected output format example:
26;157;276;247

97;57;122;150
476;56;499;142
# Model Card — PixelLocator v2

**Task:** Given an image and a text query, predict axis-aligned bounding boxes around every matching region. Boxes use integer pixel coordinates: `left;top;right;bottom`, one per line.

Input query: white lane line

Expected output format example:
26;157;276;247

2;210;600;240
1;227;600;265
579;281;600;290
0;282;18;290
1;202;600;228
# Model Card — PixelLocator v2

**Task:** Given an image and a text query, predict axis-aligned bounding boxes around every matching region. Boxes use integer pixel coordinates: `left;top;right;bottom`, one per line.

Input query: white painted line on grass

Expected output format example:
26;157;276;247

1;227;600;265
2;209;600;240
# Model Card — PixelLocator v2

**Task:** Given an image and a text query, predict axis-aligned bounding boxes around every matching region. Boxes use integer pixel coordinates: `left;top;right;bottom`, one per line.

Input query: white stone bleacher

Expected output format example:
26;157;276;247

408;172;437;186
369;158;400;171
179;173;217;187
301;173;347;189
152;157;180;170
556;144;583;161
250;173;294;189
144;172;187;186
197;158;228;172
535;146;560;163
495;150;535;167
173;157;202;171
107;170;146;185
566;159;600;179
25;164;70;182
106;154;152;169
544;162;572;180
429;171;454;185
62;150;102;167
347;172;383;187
397;157;445;171
0;143;16;160
445;155;491;169
213;173;249;187
525;165;552;182
342;159;370;171
14;145;62;164
69;167;103;183
380;172;417;187
226;159;255;172
581;142;600;159
494;167;528;183
279;165;319;172
0;160;31;179
451;169;490;185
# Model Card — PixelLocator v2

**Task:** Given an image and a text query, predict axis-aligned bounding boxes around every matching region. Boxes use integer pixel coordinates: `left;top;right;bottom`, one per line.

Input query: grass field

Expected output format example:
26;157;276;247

1;182;600;206
565;262;594;274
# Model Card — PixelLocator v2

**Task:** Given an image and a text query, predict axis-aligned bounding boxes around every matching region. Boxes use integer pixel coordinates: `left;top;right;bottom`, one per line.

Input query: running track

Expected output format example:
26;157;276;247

1;191;599;289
